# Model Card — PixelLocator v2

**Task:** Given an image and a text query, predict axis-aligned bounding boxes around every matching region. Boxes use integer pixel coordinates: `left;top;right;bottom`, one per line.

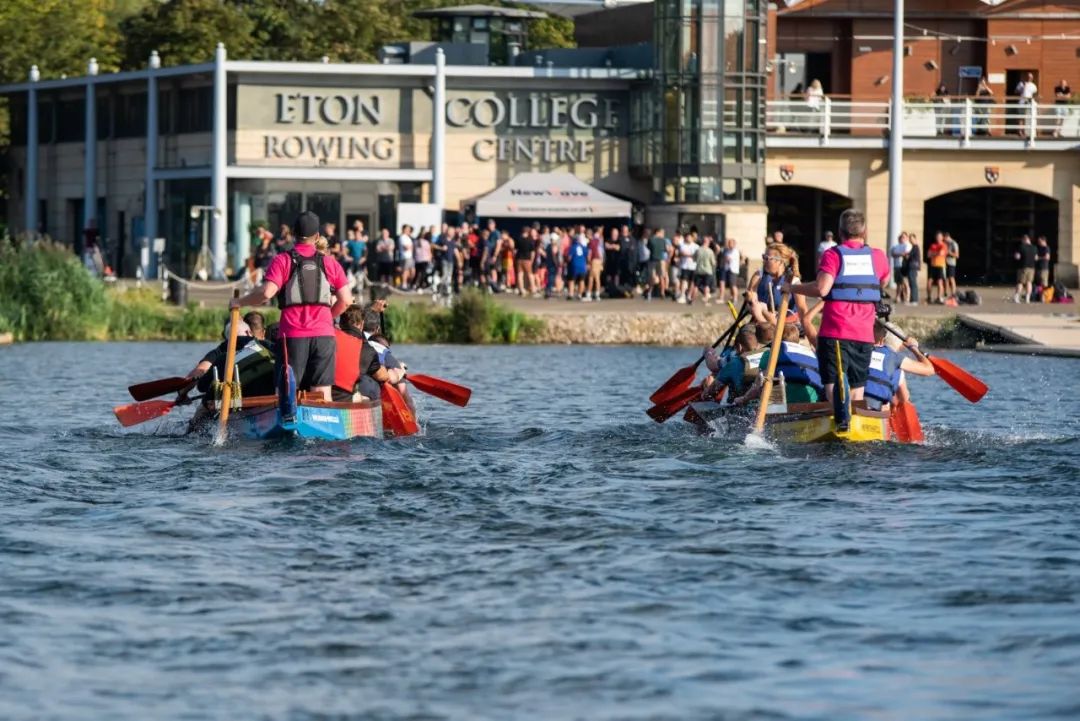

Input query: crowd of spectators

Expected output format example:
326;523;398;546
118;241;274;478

247;219;755;304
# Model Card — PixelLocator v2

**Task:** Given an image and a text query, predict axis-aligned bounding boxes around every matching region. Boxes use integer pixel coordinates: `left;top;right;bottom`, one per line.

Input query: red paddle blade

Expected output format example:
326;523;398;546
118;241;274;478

646;384;702;423
649;365;696;404
128;376;189;401
890;401;925;443
930;355;988;403
381;384;419;437
114;400;176;427
407;373;472;407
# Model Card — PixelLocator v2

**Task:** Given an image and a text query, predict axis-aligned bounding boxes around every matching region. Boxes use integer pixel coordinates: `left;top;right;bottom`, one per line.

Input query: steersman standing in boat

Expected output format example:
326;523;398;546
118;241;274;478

231;211;353;405
785;209;889;431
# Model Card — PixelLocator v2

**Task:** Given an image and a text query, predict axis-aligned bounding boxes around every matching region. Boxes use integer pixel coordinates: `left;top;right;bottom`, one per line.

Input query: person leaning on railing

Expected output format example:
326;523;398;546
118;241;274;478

1053;80;1072;138
974;78;994;136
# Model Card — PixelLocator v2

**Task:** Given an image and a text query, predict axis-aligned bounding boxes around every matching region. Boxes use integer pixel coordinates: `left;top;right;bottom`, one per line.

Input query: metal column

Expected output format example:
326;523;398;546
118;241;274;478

24;65;40;236
144;51;160;278
886;0;904;250
83;57;99;240
431;49;446;210
211;43;228;279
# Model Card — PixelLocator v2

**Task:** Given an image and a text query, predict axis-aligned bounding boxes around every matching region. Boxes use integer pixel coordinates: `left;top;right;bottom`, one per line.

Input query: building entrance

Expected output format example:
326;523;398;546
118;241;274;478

766;185;851;269
923;187;1058;284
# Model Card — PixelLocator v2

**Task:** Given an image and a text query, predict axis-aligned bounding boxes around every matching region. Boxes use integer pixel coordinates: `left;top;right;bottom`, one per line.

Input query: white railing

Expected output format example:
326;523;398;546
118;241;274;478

763;98;1080;145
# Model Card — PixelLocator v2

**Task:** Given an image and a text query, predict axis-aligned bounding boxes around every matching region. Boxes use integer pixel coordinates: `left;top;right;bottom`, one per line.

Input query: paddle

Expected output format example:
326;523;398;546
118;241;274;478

406;373;471;407
646;382;704;423
128;376;190;402
753;279;793;434
890;400;925;443
649;300;749;405
113;395;204;428
381;383;419;437
114;400;178;427
214;291;242;445
881;321;988;403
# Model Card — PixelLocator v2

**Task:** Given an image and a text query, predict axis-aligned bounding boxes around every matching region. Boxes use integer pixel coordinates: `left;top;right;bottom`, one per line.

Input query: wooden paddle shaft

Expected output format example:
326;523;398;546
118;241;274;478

754;289;792;432
216;290;242;441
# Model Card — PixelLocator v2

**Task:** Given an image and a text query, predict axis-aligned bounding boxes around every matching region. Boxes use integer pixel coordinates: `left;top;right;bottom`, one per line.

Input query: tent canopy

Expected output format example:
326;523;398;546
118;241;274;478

474;172;632;219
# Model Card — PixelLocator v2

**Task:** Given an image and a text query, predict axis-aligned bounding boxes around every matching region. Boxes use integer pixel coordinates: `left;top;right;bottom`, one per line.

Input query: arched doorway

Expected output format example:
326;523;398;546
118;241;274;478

766;185;853;271
923;188;1058;284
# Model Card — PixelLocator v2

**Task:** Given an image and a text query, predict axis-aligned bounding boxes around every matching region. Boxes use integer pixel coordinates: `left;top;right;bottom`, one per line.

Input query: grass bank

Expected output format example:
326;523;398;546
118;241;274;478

384;290;544;344
0;241;541;343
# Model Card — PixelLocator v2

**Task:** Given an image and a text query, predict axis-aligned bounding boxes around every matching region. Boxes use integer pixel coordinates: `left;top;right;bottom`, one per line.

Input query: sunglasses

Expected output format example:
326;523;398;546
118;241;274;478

762;254;782;262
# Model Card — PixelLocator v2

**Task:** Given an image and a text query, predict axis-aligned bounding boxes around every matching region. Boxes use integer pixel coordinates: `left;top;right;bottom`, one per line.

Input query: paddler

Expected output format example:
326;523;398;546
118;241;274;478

178;315;277;430
230;211;353;404
863;320;935;412
702;325;764;401
731;323;824;407
748;242;807;328
784;209;890;431
331;303;406;403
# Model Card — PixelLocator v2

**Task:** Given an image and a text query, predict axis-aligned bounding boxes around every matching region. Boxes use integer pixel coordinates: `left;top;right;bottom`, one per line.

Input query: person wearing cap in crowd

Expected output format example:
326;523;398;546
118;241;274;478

231;211;353;403
785;208;889;431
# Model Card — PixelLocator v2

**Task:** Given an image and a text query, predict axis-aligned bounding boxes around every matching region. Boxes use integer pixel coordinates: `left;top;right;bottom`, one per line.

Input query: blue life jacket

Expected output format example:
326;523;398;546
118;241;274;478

825;245;881;303
776;341;824;391
756;274;784;311
864;346;903;407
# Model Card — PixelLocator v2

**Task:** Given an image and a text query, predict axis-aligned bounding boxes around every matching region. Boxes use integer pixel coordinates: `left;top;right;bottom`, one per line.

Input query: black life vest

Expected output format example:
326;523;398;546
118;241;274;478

278;250;332;309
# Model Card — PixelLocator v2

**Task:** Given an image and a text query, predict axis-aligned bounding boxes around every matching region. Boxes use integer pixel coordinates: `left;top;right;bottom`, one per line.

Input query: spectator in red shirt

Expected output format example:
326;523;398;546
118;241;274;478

231;211;353;402
787;209;889;431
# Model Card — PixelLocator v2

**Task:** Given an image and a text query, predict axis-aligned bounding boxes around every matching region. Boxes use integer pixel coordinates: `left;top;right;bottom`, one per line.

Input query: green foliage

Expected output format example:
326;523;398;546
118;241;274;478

108;288;281;341
1;0;577;82
0;239;110;340
119;0;257;67
0;0;122;83
384;290;543;344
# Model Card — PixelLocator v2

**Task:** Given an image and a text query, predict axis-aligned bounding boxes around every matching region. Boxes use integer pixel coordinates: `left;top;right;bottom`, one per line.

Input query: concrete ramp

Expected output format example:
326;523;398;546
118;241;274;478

959;313;1080;357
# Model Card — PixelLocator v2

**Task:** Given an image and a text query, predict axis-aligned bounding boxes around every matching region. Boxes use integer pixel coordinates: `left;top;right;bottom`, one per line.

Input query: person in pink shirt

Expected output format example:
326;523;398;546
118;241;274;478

231;211;352;402
786;208;889;430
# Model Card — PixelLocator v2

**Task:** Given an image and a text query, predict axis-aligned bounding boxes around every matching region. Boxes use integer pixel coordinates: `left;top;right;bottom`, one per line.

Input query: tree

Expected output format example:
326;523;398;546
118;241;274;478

119;0;258;68
0;0;120;83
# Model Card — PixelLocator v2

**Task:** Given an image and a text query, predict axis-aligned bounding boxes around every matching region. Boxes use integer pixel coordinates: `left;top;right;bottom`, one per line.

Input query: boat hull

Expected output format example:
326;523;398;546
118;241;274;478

688;401;900;444
236;400;384;441
210;394;388;441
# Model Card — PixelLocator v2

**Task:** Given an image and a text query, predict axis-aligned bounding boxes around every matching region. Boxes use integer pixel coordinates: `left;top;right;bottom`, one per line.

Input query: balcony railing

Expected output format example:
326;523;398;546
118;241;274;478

763;97;1080;146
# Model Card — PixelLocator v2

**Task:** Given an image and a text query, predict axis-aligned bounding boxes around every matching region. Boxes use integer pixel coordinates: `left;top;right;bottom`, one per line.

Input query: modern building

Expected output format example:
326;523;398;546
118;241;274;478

2;0;1077;284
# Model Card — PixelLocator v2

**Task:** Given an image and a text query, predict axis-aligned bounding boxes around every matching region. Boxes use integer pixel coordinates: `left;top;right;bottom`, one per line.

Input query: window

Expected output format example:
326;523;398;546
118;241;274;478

116;93;147;138
56;99;85;142
177;86;212;134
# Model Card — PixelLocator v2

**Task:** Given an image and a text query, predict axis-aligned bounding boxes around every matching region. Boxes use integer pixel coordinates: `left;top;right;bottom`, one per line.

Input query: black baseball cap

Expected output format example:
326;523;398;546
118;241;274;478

294;211;320;239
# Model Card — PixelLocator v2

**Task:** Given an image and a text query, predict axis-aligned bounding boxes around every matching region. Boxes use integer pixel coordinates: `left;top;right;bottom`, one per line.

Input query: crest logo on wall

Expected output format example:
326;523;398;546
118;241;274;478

985;166;1000;184
779;165;795;182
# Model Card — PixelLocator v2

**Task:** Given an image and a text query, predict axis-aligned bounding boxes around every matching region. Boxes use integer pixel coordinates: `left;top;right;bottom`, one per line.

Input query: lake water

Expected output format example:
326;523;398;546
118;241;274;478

1;342;1079;720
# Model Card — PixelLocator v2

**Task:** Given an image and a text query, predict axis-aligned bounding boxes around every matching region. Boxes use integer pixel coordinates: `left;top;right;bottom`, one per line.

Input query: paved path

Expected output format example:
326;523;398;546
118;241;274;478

491;286;1068;319
959;312;1080;357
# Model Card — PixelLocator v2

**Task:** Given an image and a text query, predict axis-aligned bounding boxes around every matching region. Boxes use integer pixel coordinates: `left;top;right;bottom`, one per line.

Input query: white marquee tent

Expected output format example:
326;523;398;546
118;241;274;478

473;172;632;219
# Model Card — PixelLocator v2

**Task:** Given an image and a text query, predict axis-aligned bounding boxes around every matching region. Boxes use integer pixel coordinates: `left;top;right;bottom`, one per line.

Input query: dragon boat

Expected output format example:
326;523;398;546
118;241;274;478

685;399;907;443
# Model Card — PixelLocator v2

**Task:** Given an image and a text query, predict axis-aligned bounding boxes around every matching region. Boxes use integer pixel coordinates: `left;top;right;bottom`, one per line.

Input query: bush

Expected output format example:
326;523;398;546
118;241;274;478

385;290;543;344
0;238;110;340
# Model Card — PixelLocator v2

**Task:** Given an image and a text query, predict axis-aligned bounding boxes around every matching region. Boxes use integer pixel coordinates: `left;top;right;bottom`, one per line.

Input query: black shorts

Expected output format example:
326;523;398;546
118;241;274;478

279;335;336;390
816;337;873;390
723;270;739;288
929;266;945;282
894;268;906;284
679;268;696;281
695;273;717;291
377;261;394;278
945;265;957;279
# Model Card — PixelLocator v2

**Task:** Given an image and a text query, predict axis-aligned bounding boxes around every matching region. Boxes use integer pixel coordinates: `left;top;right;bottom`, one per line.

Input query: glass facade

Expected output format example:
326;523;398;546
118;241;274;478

631;0;766;204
